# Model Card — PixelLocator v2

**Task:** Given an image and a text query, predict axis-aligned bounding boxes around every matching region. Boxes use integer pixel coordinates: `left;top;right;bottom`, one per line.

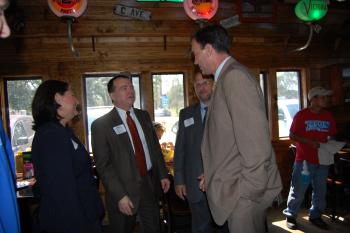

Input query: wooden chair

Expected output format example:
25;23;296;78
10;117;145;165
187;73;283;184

327;154;350;221
162;174;191;233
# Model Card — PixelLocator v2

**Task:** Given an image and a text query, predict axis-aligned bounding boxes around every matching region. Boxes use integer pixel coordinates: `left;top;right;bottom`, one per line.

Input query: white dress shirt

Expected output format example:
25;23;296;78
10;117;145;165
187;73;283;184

200;102;208;122
214;56;231;82
116;107;152;170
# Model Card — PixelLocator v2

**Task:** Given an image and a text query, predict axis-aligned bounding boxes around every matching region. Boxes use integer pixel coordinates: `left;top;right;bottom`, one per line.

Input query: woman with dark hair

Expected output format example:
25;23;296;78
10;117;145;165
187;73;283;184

153;122;166;141
31;80;104;233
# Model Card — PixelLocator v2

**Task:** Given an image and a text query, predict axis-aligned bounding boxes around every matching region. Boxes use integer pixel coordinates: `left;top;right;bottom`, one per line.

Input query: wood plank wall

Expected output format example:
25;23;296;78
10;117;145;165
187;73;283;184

1;0;350;197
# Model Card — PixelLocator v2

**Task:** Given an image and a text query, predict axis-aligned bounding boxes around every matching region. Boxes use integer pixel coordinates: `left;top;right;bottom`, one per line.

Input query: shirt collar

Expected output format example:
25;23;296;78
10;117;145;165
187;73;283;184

115;106;134;117
199;102;207;110
214;56;231;82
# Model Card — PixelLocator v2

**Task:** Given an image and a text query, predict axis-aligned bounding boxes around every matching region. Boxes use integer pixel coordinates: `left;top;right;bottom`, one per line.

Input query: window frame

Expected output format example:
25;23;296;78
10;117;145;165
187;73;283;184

275;69;303;139
151;72;186;145
82;72;142;152
151;72;186;114
3;76;42;154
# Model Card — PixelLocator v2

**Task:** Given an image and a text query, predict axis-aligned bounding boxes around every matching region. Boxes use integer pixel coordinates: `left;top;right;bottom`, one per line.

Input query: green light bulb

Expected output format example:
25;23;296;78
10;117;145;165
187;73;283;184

295;0;328;22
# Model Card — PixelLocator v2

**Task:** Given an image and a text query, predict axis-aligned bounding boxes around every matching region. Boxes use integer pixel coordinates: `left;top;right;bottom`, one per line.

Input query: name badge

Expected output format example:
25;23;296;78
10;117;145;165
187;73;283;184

71;139;78;150
113;124;127;135
184;117;194;128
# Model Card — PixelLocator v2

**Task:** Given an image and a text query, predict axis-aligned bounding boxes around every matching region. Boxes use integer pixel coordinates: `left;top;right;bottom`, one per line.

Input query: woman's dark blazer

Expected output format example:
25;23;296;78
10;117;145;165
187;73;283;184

31;121;104;233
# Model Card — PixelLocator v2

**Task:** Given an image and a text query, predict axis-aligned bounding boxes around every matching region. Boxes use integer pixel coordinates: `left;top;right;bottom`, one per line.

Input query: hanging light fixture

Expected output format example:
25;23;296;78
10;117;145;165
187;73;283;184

183;0;218;27
292;0;328;52
48;0;88;57
295;0;328;22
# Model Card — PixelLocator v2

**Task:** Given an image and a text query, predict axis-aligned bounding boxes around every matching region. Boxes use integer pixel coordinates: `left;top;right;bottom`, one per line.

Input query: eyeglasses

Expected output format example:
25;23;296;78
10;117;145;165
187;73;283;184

194;80;213;88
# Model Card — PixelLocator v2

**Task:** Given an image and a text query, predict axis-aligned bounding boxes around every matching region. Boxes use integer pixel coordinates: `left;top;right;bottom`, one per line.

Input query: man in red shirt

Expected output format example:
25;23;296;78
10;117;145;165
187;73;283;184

283;86;336;230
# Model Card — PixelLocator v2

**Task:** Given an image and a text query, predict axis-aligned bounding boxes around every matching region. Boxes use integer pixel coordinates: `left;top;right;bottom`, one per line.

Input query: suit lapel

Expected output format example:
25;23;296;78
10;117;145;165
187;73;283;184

134;109;160;167
109;108;134;155
207;57;236;122
133;109;153;157
218;57;235;82
133;109;149;141
193;104;204;134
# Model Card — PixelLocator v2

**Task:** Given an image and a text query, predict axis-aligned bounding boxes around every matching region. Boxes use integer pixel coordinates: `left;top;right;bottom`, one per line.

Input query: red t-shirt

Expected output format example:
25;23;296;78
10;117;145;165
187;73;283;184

290;108;337;164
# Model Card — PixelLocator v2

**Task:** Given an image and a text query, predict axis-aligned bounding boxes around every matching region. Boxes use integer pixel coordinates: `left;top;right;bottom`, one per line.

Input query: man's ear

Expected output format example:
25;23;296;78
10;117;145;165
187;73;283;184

108;93;114;103
54;93;63;105
204;44;213;57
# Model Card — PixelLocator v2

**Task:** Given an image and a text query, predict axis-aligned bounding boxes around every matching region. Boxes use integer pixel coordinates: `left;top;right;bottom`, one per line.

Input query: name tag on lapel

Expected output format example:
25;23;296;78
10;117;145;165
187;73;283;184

113;124;127;135
184;117;194;128
71;139;78;150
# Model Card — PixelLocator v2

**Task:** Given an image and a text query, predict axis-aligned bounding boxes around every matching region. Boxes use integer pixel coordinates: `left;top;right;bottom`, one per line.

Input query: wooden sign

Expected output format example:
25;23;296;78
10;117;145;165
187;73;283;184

220;15;241;29
113;4;151;21
238;0;277;23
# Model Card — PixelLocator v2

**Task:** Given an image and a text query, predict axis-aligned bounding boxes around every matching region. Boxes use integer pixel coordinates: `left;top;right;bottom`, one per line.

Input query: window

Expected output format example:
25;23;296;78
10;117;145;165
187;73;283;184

152;73;184;145
4;78;42;155
84;74;141;152
276;71;301;137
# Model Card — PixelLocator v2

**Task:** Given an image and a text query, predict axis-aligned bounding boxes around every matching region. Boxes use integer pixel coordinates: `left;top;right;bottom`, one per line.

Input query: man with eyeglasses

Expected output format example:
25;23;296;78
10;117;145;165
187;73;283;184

174;71;229;233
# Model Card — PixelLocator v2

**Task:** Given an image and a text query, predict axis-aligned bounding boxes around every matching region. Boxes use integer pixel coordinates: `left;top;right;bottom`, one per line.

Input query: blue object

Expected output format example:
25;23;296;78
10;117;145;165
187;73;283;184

301;160;311;185
161;95;169;108
0;118;21;233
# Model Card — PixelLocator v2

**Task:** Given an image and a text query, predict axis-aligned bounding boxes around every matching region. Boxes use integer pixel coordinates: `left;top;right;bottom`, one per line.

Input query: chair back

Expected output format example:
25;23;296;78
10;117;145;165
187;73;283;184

164;174;191;232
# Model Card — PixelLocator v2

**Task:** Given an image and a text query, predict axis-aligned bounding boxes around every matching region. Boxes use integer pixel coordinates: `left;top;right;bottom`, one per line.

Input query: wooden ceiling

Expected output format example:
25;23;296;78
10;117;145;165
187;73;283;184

0;0;349;68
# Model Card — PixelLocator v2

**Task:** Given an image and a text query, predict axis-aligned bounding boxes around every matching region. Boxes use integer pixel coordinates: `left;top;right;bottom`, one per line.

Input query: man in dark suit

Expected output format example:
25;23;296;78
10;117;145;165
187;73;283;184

174;72;228;233
91;73;170;233
193;25;282;233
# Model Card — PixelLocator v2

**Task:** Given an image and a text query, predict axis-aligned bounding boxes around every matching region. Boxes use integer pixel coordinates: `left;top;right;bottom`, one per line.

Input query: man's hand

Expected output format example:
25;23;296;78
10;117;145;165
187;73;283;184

28;178;36;187
175;185;187;200
290;132;320;149
118;196;134;216
161;178;170;193
307;139;320;149
198;174;205;192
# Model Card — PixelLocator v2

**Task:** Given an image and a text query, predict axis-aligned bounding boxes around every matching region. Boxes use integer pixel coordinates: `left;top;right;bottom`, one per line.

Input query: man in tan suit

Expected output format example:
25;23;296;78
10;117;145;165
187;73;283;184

193;25;282;233
91;74;170;233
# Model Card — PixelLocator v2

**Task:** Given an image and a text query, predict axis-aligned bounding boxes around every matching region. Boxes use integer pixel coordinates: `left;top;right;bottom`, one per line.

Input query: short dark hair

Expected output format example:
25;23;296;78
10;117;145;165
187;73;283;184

153;122;165;132
193;24;231;54
107;73;132;93
32;80;69;131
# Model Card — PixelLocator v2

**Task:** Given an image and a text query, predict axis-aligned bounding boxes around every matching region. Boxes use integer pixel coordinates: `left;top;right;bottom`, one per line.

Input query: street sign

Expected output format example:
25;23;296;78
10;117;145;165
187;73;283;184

114;4;151;21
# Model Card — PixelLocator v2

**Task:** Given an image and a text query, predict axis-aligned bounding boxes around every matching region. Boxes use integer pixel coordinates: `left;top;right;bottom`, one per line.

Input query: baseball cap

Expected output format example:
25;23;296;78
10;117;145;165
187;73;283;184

308;86;333;101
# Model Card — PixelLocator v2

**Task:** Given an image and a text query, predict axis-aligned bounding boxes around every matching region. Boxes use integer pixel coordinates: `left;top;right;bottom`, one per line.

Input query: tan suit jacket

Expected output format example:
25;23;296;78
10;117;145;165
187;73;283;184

201;58;282;225
91;108;168;214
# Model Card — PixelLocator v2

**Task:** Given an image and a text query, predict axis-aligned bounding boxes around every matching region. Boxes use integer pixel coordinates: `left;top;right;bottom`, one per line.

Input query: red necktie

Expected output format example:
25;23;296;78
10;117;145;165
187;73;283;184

126;111;147;177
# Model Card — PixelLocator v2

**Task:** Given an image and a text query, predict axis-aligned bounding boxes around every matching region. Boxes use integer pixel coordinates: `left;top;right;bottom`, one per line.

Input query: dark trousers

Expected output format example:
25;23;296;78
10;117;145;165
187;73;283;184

106;173;160;233
189;199;229;233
